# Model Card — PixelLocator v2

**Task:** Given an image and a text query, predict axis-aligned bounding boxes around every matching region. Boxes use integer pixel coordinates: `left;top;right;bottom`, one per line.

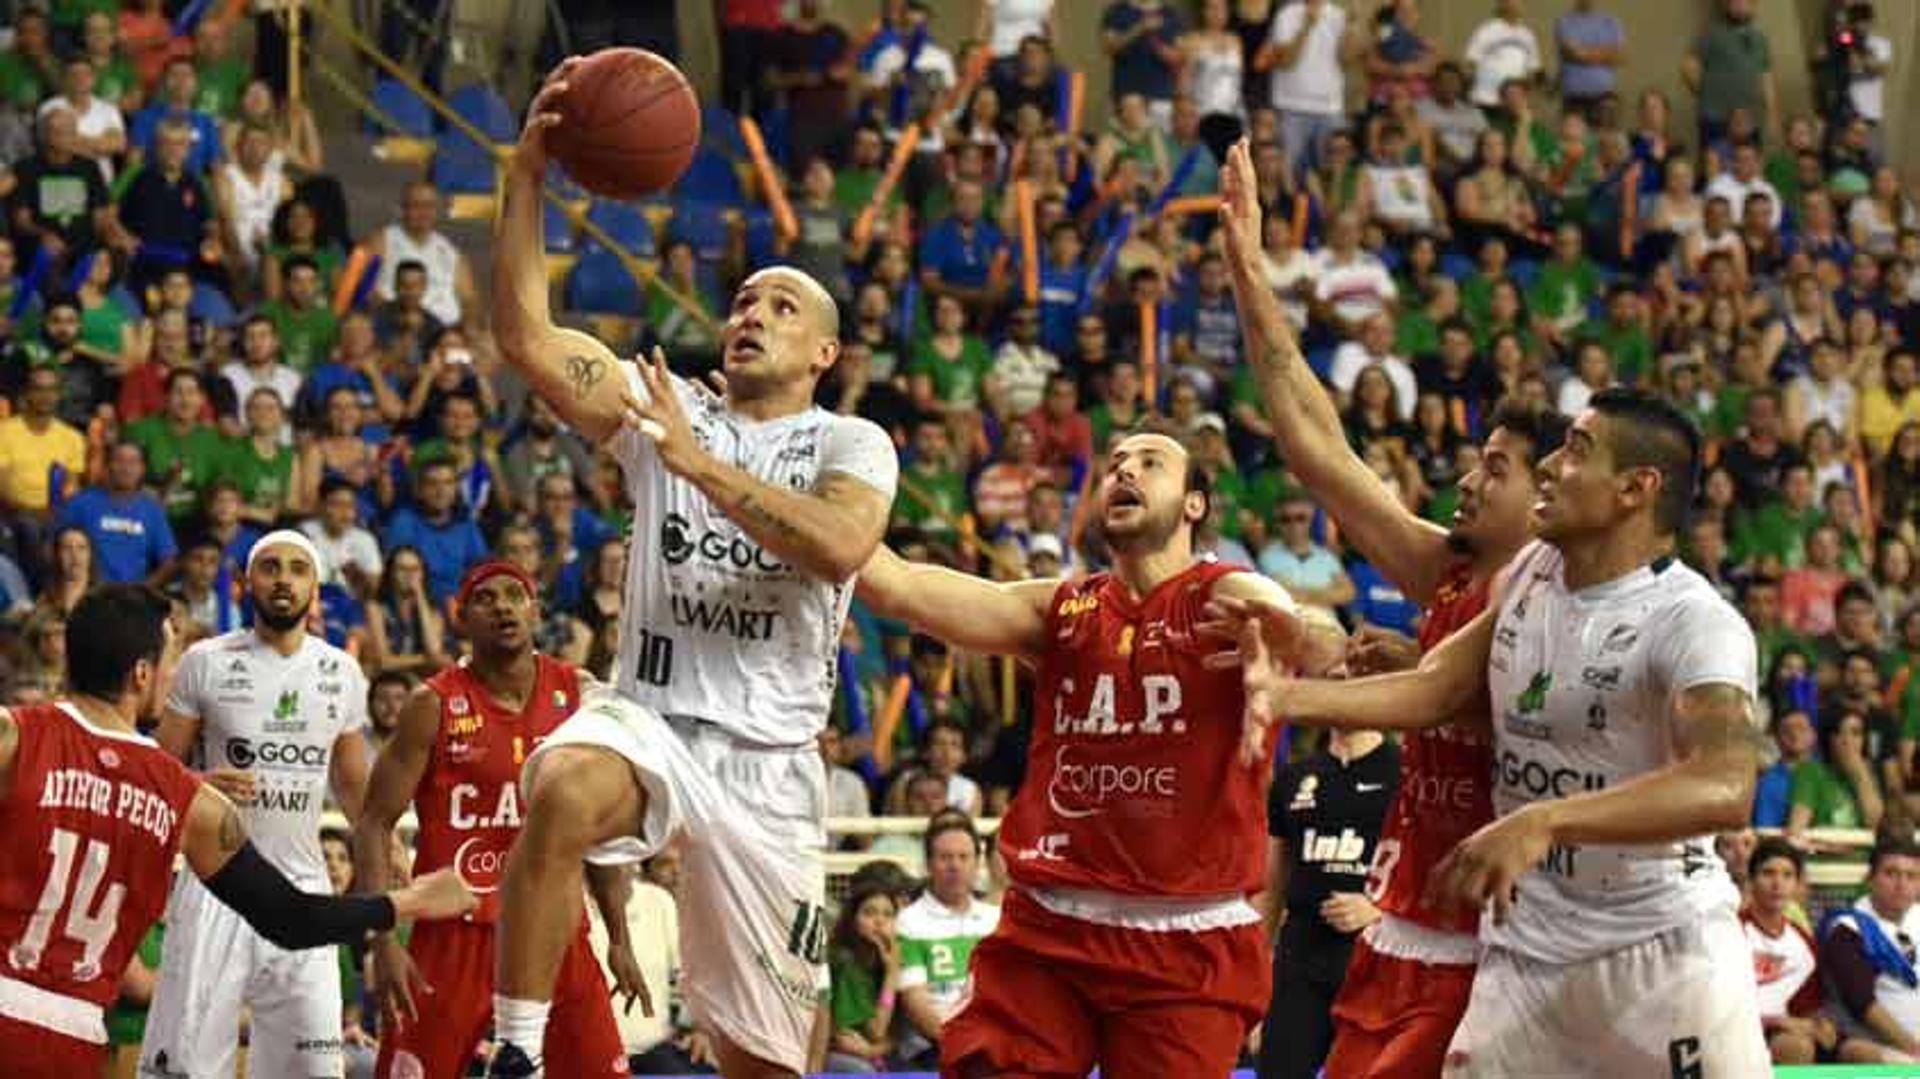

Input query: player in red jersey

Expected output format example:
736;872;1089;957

857;424;1346;1078
0;584;476;1078
1214;137;1567;1078
355;561;636;1079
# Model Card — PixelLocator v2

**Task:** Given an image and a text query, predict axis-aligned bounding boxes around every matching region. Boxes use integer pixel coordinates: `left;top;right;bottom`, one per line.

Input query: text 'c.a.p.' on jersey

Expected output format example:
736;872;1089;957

609;368;898;747
1483;541;1755;964
167;630;368;892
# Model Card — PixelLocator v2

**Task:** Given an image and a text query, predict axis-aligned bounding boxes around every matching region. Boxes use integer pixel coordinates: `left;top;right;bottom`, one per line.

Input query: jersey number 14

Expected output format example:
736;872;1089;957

9;828;125;982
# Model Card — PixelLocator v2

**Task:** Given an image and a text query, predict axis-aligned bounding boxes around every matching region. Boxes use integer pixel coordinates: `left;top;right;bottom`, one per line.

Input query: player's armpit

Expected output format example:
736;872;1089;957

856;545;1056;658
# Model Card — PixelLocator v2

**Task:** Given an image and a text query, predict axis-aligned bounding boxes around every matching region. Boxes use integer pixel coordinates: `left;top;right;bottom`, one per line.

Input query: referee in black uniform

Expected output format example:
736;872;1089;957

1258;726;1400;1079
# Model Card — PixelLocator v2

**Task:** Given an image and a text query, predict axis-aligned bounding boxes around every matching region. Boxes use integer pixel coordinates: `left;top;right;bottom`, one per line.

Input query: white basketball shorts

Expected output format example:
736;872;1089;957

527;686;829;1075
1443;909;1769;1078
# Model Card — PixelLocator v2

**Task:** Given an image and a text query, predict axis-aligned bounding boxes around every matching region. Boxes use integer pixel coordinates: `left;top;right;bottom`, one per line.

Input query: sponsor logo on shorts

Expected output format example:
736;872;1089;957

295;1037;343;1054
1044;745;1177;821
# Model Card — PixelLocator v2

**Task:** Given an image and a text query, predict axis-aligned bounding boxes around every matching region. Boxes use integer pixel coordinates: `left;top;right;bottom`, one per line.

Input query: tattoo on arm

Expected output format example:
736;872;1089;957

566;354;607;399
1679;684;1767;757
216;799;246;856
736;492;802;542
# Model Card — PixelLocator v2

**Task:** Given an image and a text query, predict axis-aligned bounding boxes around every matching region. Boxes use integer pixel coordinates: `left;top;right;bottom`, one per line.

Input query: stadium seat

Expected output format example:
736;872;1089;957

584;200;656;258
742;208;777;268
1439;251;1475;282
190;282;237;329
564;248;645;316
544;164;587;203
368;77;433;138
444;83;516;142
543;200;577;254
700;103;746;161
1509;257;1542;290
429;138;497;195
676;147;746;208
667;198;732;267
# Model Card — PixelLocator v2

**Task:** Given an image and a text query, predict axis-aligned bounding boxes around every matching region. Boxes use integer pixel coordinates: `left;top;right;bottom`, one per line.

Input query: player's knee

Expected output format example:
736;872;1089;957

1768;1030;1816;1064
523;746;643;850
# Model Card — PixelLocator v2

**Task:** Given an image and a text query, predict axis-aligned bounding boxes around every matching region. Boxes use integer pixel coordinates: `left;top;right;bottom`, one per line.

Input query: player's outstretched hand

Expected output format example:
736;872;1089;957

621;347;704;476
370;933;432;1030
514;55;584;172
1425;801;1555;925
396;868;480;923
1199;595;1303;766
605;938;654;1017
1217;137;1261;268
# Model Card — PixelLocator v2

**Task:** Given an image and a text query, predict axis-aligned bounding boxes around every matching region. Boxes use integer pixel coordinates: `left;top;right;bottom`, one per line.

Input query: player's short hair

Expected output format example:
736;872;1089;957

923;808;979;863
1870;833;1920;873
1487;397;1571;468
1585;387;1703;535
66;584;173;698
1749;836;1805;879
318;476;357;503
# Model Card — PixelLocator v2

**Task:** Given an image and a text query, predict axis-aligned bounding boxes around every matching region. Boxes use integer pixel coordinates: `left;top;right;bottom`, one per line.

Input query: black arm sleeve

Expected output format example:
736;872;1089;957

201;841;397;950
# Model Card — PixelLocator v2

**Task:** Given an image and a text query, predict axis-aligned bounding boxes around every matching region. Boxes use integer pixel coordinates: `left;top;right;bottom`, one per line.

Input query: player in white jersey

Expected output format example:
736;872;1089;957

483;59;898;1079
140;530;372;1079
1219;387;1770;1077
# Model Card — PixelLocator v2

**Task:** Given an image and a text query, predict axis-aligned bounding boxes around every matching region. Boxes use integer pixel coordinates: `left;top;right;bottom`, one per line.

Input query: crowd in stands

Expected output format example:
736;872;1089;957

1;0;1919;1071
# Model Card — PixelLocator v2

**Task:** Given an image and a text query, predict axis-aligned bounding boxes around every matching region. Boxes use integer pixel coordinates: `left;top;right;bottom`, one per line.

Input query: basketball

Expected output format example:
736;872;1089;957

545;48;701;201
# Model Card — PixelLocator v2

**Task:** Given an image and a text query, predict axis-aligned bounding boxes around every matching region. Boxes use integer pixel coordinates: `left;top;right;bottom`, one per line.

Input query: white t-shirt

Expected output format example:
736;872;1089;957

1484;542;1756;964
1264;247;1317;329
1266;2;1347;116
299;520;382;590
1313;249;1397;325
1790;374;1857;437
993;342;1061;415
1463;17;1542;107
988;0;1055;56
1328;345;1417;421
37;95;124;179
1848;34;1893;122
220;359;303;414
167;630;369;891
1743;914;1817;1020
1705;173;1783;230
610;370;900;746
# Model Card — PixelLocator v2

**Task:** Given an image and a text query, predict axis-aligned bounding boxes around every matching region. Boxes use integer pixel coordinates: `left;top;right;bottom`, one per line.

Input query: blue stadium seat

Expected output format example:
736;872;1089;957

1439;251;1475;282
430;137;496;194
1509;257;1542;290
585;199;656;257
543;200;576;254
700;104;745;160
668;198;731;266
674;147;744;208
445;83;516;142
564;249;645;316
190;282;237;328
368;78;432;138
544;163;587;202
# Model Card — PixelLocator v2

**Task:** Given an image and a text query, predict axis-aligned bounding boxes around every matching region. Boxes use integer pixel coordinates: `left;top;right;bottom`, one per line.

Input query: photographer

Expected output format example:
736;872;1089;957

1827;3;1892;153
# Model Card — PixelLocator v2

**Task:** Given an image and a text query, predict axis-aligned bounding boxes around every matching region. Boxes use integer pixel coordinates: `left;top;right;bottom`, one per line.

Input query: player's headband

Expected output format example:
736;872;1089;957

246;529;325;578
455;560;539;609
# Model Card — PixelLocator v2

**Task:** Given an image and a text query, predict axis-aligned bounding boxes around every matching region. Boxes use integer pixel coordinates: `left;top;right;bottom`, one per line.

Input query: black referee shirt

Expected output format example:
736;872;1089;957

1269;739;1401;947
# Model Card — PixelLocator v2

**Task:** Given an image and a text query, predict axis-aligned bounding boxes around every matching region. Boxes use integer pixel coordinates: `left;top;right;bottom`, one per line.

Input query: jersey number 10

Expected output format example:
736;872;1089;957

10;828;125;982
633;629;675;688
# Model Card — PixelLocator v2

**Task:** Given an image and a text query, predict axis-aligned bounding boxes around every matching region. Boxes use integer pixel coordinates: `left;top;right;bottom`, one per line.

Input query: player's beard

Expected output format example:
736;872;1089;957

1099;500;1182;555
255;593;312;632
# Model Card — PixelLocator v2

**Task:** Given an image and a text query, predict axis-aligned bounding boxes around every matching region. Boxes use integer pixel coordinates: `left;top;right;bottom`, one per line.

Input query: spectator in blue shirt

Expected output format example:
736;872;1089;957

126;58;222;176
381;458;488;602
56;441;177;583
1035;221;1088;357
1346;559;1420;635
533;470;615;612
917;179;1006;318
1555;0;1625;117
1101;0;1183;127
1753;707;1815;827
1256;496;1356;613
1171;252;1242;401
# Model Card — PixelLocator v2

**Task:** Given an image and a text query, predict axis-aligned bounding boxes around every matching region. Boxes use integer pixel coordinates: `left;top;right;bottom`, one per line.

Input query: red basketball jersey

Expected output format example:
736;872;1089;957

0;703;199;1029
1000;560;1269;898
414;657;583;923
1364;563;1496;934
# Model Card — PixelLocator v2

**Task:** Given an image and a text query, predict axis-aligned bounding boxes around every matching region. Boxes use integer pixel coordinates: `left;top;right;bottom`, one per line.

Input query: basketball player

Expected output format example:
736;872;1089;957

485;59;898;1079
854;426;1346;1077
141;531;375;1079
354;561;633;1078
0;584;476;1079
1221;389;1770;1076
1215;137;1566;1074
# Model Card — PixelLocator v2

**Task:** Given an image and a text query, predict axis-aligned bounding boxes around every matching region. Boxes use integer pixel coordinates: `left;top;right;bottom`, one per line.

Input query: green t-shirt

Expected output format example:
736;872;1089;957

262;300;339;375
893;464;967;540
1460;272;1507;329
90;54;136;105
893;894;998;1053
127;415;228;521
79;294;127;359
832;167;903;221
1087;402;1147;454
106;922;164;1045
1526;258;1604;330
828;950;880;1032
1788;759;1862;828
51;0;117;30
266;243;347;295
221;438;295;512
1395;306;1440;360
908;335;993;407
1731;502;1820;568
0;50;48;110
1695;18;1771;125
194;58;248;118
1576;320;1655;385
1212;469;1249;539
1754;625;1811;683
1710;383;1757;441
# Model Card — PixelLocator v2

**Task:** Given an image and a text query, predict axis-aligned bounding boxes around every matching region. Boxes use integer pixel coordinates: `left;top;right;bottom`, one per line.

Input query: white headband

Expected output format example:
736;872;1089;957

246;529;326;578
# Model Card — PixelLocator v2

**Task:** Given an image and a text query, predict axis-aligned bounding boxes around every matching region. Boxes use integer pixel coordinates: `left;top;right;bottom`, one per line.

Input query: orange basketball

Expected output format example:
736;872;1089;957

544;48;701;201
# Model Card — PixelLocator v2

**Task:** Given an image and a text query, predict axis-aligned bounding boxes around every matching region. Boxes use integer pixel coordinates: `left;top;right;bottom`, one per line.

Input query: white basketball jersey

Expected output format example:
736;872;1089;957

167;630;369;891
1483;541;1755;964
610;370;899;746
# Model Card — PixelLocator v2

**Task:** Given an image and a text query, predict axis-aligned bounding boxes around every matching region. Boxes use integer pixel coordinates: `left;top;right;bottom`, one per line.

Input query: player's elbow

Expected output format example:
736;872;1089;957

1697;755;1760;832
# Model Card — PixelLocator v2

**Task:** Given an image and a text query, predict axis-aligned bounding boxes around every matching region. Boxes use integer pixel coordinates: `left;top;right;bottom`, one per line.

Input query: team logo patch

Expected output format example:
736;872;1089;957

1291;774;1319;810
449;695;471;716
97;747;120;770
1602;624;1639;653
273;690;299;721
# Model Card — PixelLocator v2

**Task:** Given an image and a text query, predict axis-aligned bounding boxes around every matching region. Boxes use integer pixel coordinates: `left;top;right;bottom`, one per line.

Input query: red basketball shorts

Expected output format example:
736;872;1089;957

940;888;1270;1079
0;1012;107;1076
375;919;627;1079
1324;932;1475;1078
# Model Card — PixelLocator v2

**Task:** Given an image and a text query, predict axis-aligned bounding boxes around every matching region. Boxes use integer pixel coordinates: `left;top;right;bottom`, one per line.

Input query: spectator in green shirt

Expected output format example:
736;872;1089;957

79;10;137;111
1683;0;1777;147
908;292;993;415
223;386;296;527
1576;283;1654;385
1527;222;1605;351
1788;709;1884;833
1732;462;1821;569
191;19;246;118
106;922;164;1075
0;10;57;111
1748;577;1813;680
892;417;968;544
126;368;226;523
832;123;904;222
261;256;338;374
827;878;901;1072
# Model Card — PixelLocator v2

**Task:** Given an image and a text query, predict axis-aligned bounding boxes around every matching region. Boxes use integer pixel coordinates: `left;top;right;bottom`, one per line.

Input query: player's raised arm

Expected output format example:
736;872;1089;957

857;544;1057;659
181;783;476;950
1217;140;1452;604
495;58;630;445
352;684;439;1025
1242;603;1496;732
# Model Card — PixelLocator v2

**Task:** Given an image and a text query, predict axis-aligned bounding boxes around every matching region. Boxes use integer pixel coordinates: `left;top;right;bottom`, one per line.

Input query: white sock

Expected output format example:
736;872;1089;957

493;995;551;1062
